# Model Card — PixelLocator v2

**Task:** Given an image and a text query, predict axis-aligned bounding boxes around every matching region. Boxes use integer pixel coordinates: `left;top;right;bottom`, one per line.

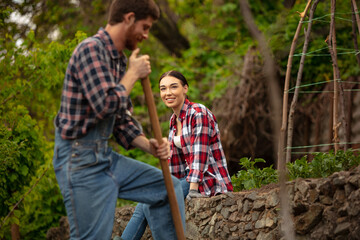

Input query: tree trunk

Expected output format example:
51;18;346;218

151;0;190;57
11;223;20;240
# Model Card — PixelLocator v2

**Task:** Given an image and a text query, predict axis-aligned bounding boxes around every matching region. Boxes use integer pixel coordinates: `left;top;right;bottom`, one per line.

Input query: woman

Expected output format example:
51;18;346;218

120;70;232;240
159;70;233;197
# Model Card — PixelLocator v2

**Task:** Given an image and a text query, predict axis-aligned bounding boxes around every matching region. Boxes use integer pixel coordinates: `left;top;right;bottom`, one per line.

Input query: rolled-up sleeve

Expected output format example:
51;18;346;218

113;112;144;150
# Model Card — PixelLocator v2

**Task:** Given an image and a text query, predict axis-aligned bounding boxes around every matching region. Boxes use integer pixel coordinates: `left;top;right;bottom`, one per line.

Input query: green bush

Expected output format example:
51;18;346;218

0;105;47;238
0;23;84;238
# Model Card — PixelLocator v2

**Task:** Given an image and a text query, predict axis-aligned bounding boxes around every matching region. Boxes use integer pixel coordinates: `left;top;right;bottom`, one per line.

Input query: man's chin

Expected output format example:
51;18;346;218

126;43;138;51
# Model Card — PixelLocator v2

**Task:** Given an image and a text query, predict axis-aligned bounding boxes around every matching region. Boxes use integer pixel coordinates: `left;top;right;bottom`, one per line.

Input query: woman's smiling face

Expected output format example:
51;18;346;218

159;76;188;112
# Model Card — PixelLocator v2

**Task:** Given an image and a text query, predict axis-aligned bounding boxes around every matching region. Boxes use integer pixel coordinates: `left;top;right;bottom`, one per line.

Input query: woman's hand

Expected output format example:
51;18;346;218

149;137;170;160
186;189;208;201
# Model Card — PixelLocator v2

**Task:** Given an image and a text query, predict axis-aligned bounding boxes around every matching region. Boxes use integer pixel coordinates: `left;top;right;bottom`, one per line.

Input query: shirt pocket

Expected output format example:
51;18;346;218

70;146;99;171
53;145;71;171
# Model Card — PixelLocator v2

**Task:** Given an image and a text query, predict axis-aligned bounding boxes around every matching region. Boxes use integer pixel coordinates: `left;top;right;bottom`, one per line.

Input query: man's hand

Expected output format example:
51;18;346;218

128;48;151;79
186;189;208;201
149;138;170;160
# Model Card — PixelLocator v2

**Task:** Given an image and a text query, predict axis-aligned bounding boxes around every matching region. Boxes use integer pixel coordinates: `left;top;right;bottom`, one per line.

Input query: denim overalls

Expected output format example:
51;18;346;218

53;116;185;239
121;171;190;240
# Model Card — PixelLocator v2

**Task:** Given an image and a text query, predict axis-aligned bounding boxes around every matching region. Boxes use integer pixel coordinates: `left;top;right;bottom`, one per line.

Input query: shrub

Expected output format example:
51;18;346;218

231;157;278;191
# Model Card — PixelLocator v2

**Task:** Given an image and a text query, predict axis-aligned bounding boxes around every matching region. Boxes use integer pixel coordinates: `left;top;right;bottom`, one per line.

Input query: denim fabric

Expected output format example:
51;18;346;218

121;176;190;240
53;117;185;240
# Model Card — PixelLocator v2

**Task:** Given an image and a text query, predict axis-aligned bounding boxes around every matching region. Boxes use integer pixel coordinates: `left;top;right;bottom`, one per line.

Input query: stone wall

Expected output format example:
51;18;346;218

47;165;360;240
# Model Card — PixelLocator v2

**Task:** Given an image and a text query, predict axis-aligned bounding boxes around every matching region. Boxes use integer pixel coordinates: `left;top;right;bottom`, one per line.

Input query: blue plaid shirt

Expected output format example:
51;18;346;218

55;28;142;149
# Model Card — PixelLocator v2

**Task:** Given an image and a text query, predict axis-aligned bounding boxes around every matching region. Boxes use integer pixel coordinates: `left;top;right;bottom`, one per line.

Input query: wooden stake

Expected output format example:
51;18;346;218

351;0;360;35
141;76;185;240
286;0;321;163
279;0;312;169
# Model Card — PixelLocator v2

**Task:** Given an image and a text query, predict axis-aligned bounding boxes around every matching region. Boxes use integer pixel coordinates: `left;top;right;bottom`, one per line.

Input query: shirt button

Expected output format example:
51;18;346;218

75;141;79;146
71;153;77;158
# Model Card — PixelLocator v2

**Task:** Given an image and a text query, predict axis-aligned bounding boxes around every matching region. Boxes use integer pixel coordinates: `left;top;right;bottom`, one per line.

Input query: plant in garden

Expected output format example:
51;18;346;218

310;149;360;178
231;157;278;191
233;149;360;192
309;150;343;178
287;156;312;180
335;149;360;170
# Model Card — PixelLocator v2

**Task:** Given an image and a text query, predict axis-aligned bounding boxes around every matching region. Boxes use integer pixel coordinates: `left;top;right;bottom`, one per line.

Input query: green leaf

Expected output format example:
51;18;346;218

20;165;29;176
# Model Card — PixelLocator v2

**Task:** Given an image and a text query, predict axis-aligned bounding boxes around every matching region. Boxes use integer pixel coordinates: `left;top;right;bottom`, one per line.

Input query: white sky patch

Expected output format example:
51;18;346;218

9;11;36;47
9;9;62;42
48;28;61;41
70;0;80;7
10;11;36;30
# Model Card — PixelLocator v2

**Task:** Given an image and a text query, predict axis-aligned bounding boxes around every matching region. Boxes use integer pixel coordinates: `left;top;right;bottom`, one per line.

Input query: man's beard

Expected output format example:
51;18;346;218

125;25;138;50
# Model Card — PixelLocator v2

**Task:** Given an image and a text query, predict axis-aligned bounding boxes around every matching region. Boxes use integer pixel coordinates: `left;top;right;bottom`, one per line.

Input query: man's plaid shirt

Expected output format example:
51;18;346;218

168;99;233;196
55;28;142;149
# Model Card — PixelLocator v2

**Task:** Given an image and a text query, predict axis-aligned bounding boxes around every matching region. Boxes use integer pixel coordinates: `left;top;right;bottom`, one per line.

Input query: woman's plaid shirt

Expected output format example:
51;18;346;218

55;28;142;149
168;99;233;196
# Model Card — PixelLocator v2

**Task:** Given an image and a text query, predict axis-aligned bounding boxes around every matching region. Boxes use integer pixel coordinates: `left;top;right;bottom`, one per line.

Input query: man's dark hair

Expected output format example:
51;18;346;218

108;0;160;25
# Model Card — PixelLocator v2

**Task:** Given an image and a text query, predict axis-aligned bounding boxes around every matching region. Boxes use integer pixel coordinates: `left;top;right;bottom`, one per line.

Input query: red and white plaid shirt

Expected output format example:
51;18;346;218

168;99;233;196
55;28;142;149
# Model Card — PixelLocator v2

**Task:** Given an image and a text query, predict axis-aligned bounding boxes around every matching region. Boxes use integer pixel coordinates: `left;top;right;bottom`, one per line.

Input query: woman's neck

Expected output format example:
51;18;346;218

173;99;187;117
173;106;181;118
175;116;182;136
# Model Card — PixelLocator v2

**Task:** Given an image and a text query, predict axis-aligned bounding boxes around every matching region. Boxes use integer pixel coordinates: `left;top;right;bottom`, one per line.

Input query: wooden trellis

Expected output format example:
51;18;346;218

278;0;360;171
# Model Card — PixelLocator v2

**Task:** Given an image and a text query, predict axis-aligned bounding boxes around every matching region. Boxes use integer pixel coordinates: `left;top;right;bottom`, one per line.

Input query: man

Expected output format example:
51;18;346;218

53;0;185;239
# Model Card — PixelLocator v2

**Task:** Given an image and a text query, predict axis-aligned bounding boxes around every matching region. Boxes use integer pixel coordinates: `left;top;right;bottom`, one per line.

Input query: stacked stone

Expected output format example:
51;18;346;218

185;190;279;240
292;167;360;239
47;165;360;240
184;165;360;239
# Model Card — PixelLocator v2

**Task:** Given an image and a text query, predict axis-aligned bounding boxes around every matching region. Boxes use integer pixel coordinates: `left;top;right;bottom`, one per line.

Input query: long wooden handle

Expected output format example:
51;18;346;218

141;76;185;240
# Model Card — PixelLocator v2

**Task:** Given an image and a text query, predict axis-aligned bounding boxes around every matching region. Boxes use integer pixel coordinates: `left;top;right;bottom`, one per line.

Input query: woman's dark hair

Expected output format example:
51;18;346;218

159;70;189;87
108;0;160;25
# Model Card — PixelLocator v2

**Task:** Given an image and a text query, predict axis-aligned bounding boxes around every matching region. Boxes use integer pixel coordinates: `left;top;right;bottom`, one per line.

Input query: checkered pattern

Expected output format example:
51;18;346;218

168;99;233;196
55;28;142;149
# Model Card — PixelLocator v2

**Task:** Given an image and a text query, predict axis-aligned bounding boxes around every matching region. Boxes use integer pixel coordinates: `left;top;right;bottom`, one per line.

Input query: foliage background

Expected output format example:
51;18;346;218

1;0;359;238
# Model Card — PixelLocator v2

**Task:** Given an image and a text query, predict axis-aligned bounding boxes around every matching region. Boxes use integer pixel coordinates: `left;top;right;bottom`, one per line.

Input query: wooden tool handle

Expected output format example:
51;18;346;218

141;77;185;240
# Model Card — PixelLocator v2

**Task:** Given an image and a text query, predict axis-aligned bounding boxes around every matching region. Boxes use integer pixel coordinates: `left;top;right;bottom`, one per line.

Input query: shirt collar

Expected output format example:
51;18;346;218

95;28;127;61
170;99;190;127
